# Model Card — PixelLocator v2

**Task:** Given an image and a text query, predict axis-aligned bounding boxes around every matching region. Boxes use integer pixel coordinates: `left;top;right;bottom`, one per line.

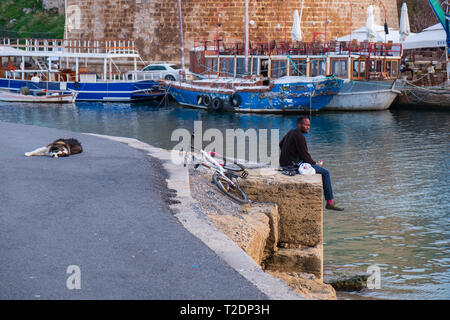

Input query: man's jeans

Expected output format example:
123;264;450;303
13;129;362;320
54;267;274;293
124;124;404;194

311;164;333;201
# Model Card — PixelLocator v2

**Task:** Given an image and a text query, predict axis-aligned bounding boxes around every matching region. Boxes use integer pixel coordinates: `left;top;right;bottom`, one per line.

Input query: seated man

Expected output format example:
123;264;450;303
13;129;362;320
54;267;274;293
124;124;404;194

279;117;344;211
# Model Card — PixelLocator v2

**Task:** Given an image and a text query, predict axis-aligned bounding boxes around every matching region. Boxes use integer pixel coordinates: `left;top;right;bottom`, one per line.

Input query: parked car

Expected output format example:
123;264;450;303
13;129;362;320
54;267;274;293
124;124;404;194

128;63;183;81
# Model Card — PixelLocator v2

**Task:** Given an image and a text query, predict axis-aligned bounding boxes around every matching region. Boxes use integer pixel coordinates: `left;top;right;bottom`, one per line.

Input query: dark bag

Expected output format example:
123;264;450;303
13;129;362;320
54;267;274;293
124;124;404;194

279;164;299;176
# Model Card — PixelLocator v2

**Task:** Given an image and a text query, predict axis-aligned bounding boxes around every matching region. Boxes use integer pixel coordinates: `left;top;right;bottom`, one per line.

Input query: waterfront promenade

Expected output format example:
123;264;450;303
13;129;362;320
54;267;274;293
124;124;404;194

0;121;269;299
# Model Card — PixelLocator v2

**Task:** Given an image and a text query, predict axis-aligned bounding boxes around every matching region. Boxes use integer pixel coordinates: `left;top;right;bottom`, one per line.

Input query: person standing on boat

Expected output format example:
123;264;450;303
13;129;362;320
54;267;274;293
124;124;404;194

279;117;344;211
427;63;435;86
31;73;41;83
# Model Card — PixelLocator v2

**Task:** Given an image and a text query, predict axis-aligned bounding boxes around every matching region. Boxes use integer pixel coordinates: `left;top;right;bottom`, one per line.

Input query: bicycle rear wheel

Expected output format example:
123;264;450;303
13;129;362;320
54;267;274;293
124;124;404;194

212;171;249;204
223;162;246;172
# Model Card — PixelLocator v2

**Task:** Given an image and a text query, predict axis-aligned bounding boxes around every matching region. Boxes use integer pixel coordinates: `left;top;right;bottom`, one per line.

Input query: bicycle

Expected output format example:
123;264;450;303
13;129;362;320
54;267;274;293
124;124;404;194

183;139;249;204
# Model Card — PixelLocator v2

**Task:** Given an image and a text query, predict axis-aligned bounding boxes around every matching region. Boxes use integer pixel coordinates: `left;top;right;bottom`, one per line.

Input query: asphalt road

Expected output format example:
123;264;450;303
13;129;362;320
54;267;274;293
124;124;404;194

0;121;267;299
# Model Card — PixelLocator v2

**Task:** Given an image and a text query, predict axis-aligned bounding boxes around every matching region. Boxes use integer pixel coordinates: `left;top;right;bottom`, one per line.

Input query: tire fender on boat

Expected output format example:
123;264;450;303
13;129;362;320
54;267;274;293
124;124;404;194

229;93;241;108
202;94;212;107
210;97;223;111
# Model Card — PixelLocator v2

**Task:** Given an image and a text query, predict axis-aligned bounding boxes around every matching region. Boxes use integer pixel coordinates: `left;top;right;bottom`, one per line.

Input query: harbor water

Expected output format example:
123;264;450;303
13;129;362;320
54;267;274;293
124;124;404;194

0;100;448;299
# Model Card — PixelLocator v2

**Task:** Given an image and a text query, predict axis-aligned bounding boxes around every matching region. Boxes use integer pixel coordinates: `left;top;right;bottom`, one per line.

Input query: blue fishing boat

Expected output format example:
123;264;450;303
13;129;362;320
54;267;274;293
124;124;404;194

0;38;164;102
165;76;342;113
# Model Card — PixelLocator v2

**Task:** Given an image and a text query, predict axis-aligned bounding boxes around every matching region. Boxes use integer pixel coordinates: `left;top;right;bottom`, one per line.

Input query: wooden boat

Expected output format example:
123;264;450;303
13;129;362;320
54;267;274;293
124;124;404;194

188;39;403;111
0;89;77;103
165;75;343;113
323;80;401;111
396;82;450;109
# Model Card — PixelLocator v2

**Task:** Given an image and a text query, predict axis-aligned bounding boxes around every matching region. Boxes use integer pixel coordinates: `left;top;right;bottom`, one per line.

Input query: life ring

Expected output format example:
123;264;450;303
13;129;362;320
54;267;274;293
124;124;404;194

209;97;223;111
229;93;241;108
202;95;212;107
74;81;81;89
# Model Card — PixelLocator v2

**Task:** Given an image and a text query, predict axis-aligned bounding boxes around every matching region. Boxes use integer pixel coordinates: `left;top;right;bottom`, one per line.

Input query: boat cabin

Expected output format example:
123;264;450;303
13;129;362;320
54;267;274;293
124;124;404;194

0;38;144;83
190;39;402;81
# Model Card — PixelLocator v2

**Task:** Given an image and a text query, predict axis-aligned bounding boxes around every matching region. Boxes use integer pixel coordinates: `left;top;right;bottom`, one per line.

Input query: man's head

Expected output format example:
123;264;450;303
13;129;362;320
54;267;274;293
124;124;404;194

297;117;311;133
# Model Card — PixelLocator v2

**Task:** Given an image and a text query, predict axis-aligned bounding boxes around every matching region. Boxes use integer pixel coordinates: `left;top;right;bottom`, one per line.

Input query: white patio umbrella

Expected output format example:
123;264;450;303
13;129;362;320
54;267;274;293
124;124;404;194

402;24;447;50
366;5;378;42
291;9;302;42
399;2;411;42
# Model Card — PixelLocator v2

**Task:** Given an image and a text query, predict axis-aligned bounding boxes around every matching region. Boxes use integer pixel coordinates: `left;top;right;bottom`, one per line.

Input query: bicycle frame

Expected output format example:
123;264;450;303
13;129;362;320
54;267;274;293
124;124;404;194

185;149;236;187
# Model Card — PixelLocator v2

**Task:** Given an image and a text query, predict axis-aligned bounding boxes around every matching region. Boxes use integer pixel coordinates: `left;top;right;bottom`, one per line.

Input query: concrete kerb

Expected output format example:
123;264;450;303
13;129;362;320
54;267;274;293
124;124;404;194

87;133;305;300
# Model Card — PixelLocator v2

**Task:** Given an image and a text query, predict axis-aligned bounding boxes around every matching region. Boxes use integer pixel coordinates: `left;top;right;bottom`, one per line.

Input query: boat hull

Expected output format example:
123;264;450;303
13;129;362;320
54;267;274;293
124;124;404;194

396;85;450;109
167;77;342;113
0;79;161;102
323;80;399;111
0;91;75;103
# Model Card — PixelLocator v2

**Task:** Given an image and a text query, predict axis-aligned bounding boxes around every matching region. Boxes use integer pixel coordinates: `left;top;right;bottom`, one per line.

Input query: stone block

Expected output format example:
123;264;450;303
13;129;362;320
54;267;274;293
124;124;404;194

243;202;279;259
207;207;270;265
240;168;323;247
264;246;323;280
267;271;336;300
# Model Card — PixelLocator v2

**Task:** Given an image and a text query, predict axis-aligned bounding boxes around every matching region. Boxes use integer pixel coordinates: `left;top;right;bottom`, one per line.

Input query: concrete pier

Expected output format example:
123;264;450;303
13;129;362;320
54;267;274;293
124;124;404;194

0;121;271;299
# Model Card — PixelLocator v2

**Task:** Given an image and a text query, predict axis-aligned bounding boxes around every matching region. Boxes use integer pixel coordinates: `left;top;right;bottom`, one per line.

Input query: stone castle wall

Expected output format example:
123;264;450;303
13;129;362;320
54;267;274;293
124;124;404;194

66;0;399;62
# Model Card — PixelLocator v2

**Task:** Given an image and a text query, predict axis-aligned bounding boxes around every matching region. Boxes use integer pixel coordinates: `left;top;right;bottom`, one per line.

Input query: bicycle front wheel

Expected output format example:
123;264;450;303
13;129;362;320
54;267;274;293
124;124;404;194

212;172;249;204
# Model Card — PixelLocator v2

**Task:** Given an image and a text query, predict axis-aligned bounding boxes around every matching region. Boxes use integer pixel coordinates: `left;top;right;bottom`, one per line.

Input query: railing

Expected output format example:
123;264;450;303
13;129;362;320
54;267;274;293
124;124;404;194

193;38;402;57
0;38;138;55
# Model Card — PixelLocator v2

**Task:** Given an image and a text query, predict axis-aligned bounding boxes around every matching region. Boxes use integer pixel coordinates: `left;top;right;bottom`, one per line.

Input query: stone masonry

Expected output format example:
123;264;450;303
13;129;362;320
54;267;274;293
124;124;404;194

239;168;325;279
66;0;399;62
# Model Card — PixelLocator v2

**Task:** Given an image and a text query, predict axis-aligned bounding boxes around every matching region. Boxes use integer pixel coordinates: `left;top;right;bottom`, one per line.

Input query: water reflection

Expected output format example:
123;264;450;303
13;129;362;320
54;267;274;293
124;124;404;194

0;100;448;299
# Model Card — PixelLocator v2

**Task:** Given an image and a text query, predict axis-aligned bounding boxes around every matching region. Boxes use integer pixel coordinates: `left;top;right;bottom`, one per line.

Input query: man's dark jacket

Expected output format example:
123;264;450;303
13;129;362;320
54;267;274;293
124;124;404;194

279;129;316;167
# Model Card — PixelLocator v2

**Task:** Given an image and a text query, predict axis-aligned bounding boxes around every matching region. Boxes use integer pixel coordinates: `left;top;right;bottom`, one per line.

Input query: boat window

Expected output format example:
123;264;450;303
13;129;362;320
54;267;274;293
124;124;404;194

236;58;252;78
332;60;339;75
353;60;358;78
331;59;347;78
385;61;391;77
369;60;375;72
252;57;259;75
271;60;287;78
340;60;348;77
376;60;382;72
392;61;398;77
220;58;234;77
359;61;366;78
290;59;307;76
205;57;218;74
320;60;326;75
311;60;326;77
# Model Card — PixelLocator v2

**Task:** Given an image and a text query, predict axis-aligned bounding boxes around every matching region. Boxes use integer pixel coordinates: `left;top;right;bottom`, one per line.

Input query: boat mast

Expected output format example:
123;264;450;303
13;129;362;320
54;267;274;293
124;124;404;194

177;0;185;71
244;0;249;75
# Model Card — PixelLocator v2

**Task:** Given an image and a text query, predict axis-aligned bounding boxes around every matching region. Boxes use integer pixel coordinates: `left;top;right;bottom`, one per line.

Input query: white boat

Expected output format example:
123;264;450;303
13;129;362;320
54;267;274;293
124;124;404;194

323;80;401;111
0;38;162;102
0;90;77;103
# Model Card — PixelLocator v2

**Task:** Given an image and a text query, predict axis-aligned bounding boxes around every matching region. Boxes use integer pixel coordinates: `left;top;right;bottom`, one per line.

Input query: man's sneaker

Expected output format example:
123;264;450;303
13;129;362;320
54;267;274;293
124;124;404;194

326;203;344;211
